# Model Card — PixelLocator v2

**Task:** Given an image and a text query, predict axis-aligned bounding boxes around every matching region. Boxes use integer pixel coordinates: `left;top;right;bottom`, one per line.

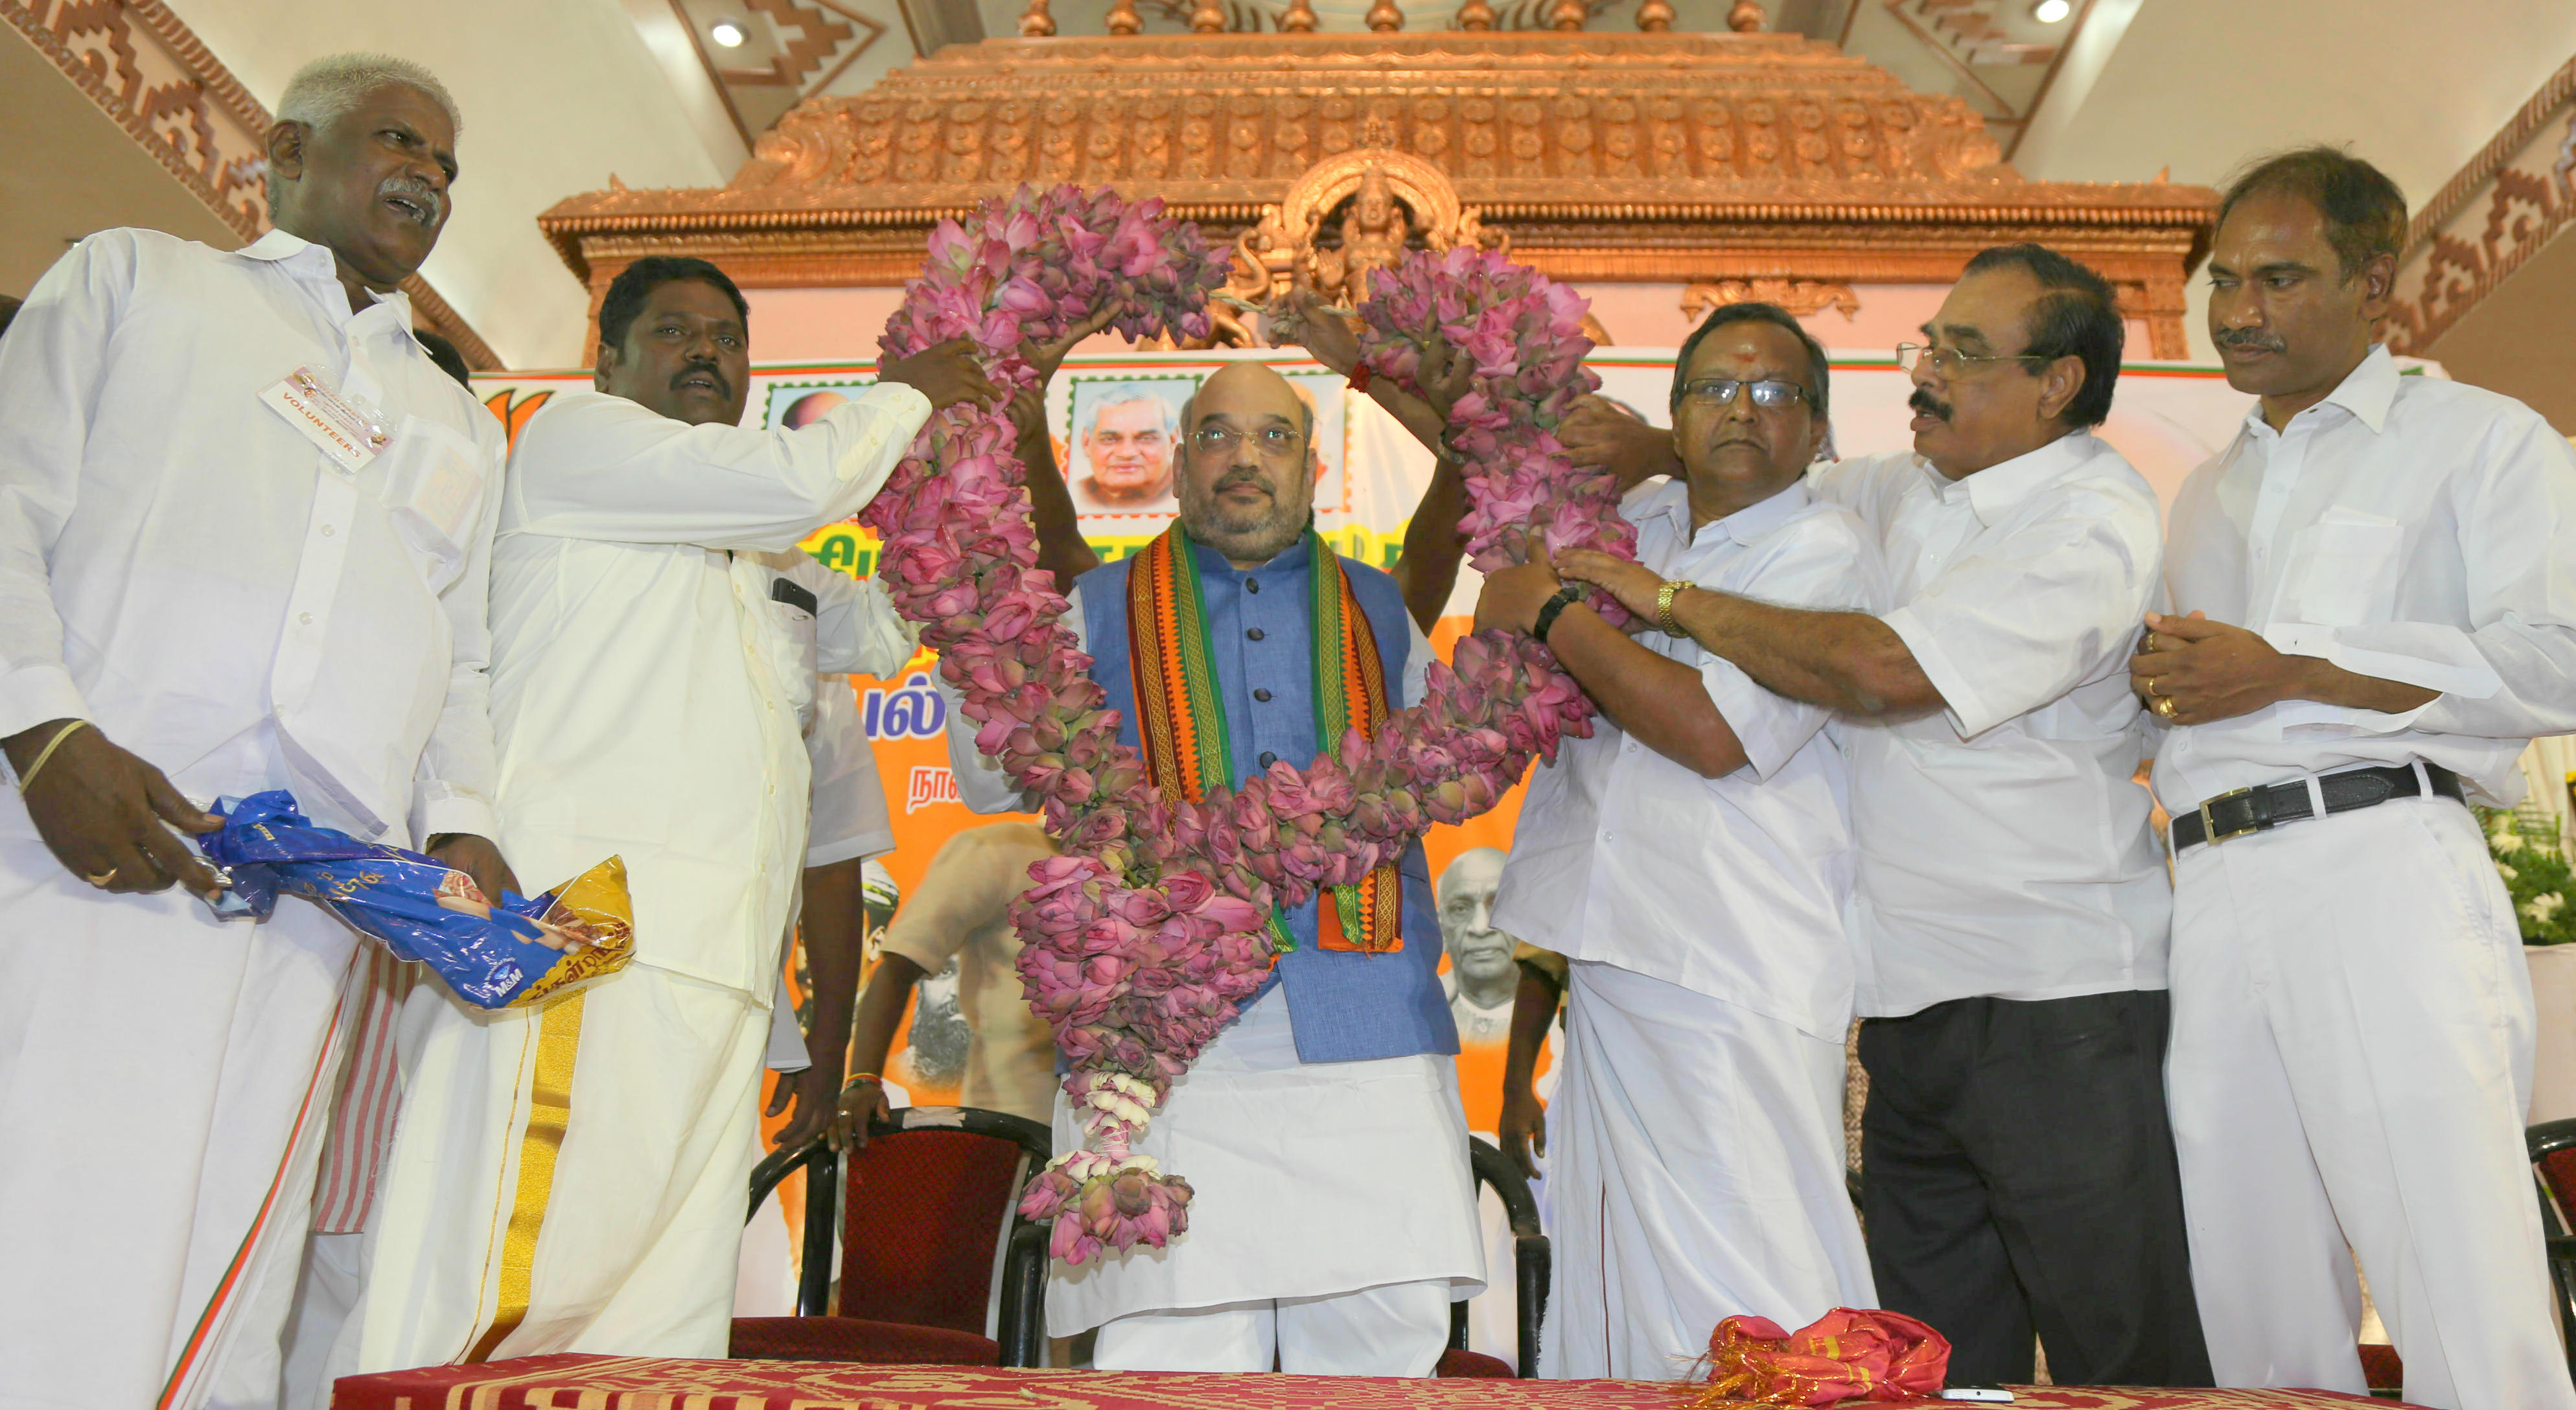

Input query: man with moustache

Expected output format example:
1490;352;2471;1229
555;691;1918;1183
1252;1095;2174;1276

942;350;1481;1376
2133;148;2576;1410
1557;248;2207;1386
1435;848;1520;1047
345;255;997;1365
1478;303;1878;1378
0;54;516;1407
1073;384;1182;513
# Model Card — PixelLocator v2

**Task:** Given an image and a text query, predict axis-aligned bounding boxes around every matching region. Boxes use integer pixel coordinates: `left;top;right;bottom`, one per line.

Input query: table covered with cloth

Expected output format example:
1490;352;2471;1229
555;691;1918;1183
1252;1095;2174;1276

331;1356;2422;1409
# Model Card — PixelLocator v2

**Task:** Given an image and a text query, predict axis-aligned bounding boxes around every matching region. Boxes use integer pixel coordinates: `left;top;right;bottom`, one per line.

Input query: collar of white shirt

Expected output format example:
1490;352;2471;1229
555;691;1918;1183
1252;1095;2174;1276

1925;429;2098;527
233;227;415;325
1630;472;1815;544
2236;342;2398;441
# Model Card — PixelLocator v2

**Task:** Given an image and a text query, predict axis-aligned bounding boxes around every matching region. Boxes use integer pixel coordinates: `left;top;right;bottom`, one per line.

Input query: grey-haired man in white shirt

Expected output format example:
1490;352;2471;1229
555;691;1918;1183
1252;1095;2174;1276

1558;249;2210;1387
2133;148;2576;1410
0;53;517;1409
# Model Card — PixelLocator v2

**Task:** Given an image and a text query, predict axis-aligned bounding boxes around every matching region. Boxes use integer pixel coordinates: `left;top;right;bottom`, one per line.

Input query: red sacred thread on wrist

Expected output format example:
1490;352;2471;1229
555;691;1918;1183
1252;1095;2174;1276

1347;363;1372;395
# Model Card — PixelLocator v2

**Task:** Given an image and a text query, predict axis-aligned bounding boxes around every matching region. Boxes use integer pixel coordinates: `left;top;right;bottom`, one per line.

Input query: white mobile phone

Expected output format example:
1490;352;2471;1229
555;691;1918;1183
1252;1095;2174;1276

1942;1389;2014;1404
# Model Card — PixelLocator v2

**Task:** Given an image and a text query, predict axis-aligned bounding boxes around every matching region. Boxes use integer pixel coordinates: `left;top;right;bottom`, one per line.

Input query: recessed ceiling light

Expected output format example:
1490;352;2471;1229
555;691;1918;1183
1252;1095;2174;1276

710;18;747;46
2032;0;2071;21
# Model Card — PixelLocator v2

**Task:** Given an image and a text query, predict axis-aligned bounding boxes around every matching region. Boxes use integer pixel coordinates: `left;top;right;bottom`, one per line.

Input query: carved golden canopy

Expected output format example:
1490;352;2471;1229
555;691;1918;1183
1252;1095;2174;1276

539;30;2218;355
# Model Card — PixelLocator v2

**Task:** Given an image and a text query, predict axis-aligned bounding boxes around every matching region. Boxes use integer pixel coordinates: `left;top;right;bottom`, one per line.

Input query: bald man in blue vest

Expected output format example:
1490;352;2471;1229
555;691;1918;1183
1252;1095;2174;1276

939;342;1483;1374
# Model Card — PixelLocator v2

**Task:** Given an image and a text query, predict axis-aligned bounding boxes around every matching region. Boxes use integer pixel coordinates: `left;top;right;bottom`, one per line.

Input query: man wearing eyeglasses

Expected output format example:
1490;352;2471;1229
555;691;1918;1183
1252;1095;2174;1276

1555;245;2209;1387
1471;302;1880;1378
942;325;1483;1376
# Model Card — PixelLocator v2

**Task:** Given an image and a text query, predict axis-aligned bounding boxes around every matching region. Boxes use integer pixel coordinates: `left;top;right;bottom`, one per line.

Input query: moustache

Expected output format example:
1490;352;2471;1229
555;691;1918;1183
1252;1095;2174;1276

671;361;732;399
1908;387;1954;422
2216;327;2288;354
376;175;445;228
1212;467;1272;496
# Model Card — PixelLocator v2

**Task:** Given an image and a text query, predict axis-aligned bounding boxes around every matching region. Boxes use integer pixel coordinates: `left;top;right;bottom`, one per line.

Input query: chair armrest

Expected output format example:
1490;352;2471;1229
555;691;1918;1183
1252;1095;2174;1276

1512;1231;1551;1380
997;1221;1051;1368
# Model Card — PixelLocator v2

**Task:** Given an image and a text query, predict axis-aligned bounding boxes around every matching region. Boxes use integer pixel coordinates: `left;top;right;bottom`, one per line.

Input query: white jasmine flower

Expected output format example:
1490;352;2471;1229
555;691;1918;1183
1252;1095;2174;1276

2525;892;2566;923
2499;862;2522;883
2495;828;2527;855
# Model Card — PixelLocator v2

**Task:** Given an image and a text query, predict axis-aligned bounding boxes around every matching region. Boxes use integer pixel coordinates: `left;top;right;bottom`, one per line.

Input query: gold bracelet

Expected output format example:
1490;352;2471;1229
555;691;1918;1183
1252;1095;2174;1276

1656;581;1689;636
14;719;89;794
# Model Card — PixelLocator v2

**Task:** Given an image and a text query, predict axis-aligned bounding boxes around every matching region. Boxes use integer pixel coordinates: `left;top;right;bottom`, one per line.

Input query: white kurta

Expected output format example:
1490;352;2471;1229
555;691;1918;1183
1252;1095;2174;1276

0;228;506;1410
351;385;927;1370
1045;988;1485;1334
944;592;1477;1345
2155;347;2576;1410
1494;478;1879;1380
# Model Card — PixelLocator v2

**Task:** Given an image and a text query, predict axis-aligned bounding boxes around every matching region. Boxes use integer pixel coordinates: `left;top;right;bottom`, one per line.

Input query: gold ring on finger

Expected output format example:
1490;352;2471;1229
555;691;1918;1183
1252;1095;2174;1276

2153;695;2179;720
82;867;118;886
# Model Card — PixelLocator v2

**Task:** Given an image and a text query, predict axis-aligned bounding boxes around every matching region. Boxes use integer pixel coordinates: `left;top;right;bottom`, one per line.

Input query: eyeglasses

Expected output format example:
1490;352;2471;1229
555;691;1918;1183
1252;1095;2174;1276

1896;343;2048;378
1188;423;1306;460
1676;378;1809;410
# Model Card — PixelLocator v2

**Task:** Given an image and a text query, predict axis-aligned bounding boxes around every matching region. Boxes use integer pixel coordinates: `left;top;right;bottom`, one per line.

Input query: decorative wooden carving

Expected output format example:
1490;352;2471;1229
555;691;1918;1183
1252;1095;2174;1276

1106;0;1143;35
2387;54;2576;356
537;31;2216;356
1280;0;1318;32
1635;0;1675;32
1457;0;1498;29
1019;0;1056;38
3;0;500;367
1364;0;1403;31
1682;278;1861;321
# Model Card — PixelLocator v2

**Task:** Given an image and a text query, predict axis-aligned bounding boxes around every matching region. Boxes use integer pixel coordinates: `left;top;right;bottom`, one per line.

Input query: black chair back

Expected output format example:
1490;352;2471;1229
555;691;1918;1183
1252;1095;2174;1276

1445;1135;1550;1378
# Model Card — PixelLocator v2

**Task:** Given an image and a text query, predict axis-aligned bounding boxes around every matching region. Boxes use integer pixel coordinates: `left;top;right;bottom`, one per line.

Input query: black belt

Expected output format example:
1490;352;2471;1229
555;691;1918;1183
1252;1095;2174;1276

2171;762;2465;852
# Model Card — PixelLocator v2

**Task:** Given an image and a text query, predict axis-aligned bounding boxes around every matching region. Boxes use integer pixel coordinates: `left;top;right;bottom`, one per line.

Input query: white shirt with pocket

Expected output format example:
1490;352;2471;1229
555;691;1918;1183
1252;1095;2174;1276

1493;477;1880;1042
0;227;506;845
486;385;925;995
1815;432;2171;1019
2152;346;2576;811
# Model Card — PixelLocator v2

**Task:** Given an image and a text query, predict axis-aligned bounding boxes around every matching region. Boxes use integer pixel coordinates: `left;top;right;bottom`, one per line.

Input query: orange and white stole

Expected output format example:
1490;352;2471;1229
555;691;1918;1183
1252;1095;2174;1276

1126;524;1403;953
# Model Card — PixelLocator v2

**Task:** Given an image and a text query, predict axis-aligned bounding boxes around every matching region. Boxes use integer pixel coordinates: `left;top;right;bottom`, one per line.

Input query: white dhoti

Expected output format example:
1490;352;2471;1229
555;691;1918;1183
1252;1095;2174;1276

2168;797;2575;1410
1050;987;1485;1375
347;960;768;1368
1542;960;1874;1381
0;835;358;1410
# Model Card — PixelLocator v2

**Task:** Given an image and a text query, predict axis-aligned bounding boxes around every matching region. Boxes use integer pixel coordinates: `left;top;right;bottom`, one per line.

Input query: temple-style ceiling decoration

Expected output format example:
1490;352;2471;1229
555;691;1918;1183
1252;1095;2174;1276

540;29;2216;354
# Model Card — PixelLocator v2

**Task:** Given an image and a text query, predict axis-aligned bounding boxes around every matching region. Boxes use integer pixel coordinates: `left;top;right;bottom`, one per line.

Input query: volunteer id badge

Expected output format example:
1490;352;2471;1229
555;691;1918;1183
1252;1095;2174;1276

260;366;391;474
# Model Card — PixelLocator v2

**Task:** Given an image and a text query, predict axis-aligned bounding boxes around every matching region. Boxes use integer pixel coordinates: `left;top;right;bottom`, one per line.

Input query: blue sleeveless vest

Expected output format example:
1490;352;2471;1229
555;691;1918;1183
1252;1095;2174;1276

1079;536;1458;1064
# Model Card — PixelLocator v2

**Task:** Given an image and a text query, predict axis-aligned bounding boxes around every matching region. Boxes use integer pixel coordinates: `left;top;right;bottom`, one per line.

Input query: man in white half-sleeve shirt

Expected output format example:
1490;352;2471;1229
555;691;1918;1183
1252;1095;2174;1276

0;55;516;1410
1559;246;2210;1387
2132;148;2576;1410
1482;303;1879;1380
349;257;994;1367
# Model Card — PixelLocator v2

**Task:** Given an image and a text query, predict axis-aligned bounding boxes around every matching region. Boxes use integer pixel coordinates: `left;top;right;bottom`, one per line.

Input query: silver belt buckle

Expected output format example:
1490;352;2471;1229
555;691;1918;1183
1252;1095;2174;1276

2198;786;2260;846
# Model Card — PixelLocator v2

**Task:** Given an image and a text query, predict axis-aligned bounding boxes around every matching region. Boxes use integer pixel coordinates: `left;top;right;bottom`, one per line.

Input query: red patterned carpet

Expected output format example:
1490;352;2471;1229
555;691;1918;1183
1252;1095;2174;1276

331;1356;2419;1409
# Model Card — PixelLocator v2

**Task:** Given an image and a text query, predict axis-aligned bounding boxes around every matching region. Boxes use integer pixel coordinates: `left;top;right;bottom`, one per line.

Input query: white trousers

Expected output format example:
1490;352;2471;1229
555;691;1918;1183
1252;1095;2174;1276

276;1233;362;1410
0;835;358;1410
2169;796;2576;1410
1091;1280;1453;1376
1542;961;1874;1381
345;960;769;1369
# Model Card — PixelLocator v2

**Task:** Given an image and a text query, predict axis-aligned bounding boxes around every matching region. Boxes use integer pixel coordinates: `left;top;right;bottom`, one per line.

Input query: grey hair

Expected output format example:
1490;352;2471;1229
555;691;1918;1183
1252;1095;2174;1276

276;52;462;137
1083;384;1181;437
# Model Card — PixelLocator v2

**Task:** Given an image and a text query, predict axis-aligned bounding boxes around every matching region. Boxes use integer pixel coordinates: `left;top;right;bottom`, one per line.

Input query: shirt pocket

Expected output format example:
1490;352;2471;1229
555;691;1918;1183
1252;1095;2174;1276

761;597;820;734
369;415;488;595
2279;509;2403;626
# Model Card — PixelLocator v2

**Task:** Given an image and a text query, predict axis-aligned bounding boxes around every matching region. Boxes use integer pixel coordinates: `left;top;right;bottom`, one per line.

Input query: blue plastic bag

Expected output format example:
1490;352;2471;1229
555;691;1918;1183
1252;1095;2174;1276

198;790;632;1008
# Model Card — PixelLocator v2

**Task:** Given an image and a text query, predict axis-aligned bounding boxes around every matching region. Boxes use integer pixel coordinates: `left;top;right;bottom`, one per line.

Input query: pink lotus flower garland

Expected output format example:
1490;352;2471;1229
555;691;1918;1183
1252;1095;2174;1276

866;187;1634;1266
